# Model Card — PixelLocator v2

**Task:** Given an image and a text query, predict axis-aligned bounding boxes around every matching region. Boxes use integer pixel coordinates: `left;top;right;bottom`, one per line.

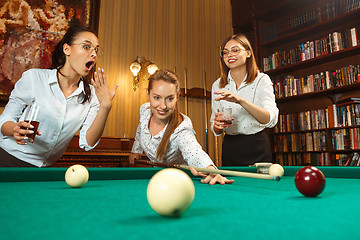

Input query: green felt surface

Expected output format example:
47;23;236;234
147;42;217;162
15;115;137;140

1;167;360;239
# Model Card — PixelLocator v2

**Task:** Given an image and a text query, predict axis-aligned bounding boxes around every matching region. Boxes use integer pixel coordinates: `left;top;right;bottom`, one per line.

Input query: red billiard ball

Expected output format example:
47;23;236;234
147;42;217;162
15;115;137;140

294;166;326;197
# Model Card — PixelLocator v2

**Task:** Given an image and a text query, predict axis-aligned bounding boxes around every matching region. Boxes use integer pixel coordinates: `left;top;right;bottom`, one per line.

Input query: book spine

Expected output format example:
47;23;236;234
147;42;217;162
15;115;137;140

350;27;358;47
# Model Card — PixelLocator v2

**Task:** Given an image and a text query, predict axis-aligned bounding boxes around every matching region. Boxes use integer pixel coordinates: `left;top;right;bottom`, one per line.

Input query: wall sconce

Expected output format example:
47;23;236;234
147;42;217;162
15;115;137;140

130;56;158;91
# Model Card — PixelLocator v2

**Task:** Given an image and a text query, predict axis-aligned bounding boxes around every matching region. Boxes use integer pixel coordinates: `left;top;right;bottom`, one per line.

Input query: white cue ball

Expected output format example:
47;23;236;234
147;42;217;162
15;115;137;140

65;164;89;188
147;168;195;217
268;164;284;177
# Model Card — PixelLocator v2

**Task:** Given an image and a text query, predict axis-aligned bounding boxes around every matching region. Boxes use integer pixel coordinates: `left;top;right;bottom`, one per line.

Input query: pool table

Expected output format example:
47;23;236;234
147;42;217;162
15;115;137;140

1;166;360;239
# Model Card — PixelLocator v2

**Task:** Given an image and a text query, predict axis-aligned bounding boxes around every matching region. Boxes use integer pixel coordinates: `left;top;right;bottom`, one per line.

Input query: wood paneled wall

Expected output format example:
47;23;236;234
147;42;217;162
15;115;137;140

96;0;233;162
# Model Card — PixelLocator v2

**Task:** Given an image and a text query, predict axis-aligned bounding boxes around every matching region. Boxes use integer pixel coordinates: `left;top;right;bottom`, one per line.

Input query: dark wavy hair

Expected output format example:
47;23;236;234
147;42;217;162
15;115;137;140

51;21;96;103
147;69;184;161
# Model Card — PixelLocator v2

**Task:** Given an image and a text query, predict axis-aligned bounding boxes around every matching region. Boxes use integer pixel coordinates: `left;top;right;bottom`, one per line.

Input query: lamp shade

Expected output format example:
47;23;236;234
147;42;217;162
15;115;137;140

147;63;158;75
130;62;141;76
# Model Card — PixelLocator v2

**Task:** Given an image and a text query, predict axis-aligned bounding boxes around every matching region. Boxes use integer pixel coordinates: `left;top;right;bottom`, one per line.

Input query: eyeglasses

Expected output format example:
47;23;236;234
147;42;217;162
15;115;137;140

220;46;246;58
73;41;104;57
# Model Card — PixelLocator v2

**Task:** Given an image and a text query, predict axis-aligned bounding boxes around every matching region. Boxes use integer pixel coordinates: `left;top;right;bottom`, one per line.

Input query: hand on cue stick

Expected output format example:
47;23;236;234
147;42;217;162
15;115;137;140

189;166;234;185
183;165;280;181
135;160;281;181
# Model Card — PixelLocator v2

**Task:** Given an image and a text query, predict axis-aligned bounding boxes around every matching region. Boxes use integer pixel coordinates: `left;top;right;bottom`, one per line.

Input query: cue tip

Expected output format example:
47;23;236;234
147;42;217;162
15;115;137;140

274;176;281;181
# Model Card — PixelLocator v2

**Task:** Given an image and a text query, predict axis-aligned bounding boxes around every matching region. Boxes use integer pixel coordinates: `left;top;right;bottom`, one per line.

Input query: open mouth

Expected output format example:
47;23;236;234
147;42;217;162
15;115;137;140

157;110;167;115
228;59;237;63
85;61;95;71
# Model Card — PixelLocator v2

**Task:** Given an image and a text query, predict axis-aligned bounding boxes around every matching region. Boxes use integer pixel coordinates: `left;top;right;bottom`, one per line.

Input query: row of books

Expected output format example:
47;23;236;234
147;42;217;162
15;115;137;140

275;109;327;132
341;152;360;166
327;100;360;128
262;0;360;42
263;26;359;71
273;131;327;152
331;128;360;150
273;64;360;99
275;152;331;166
274;99;360;133
335;152;360;166
275;152;360;166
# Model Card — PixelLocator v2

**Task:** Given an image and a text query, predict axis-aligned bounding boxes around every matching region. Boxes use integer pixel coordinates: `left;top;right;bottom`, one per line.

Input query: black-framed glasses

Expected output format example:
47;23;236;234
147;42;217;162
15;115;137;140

73;41;104;57
220;46;246;58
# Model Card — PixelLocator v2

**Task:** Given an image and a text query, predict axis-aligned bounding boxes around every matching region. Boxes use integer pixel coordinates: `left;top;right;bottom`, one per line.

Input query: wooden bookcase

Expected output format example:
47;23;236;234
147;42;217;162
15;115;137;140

231;0;360;166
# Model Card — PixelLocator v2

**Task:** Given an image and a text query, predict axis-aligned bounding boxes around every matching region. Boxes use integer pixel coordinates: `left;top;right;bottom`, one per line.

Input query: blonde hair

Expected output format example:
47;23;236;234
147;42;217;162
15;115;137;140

147;69;184;161
219;33;259;88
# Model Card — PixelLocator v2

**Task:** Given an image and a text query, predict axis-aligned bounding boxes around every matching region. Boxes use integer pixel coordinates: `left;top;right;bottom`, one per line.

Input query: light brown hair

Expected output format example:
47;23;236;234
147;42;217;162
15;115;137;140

219;33;259;88
147;69;184;161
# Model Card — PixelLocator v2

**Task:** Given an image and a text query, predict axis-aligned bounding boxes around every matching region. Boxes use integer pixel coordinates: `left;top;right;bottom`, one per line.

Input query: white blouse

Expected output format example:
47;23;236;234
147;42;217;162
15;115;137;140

210;71;279;136
0;69;100;167
131;103;215;168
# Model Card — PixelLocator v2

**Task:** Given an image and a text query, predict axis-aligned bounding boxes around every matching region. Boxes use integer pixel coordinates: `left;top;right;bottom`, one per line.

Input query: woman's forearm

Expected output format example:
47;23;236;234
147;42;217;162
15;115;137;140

237;98;270;124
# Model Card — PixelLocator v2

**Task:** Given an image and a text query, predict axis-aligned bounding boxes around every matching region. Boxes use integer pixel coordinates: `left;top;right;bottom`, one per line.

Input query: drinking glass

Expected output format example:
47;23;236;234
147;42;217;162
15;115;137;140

222;107;232;125
21;102;40;143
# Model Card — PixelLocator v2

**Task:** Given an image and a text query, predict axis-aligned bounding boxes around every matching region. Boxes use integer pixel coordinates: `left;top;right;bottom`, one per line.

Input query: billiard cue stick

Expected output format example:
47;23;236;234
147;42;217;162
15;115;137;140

135;160;281;181
184;68;188;115
203;70;209;153
215;137;219;166
214;109;219;166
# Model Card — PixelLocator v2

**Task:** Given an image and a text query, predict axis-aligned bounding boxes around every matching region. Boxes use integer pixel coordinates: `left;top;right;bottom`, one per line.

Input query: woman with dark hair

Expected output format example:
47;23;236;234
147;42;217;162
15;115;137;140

129;69;234;185
211;33;279;166
0;23;118;167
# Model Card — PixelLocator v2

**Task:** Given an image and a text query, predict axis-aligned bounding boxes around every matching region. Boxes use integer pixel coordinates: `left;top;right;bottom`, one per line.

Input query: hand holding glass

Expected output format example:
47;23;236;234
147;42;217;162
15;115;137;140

222;107;233;126
21;103;40;143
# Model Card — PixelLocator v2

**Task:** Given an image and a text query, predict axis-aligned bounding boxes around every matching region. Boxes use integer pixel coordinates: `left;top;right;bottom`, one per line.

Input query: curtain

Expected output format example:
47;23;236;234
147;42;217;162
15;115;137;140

97;0;232;163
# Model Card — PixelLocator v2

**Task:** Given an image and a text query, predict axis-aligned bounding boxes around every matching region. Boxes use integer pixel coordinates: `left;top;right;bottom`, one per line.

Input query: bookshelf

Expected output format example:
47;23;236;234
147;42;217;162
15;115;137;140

231;0;360;166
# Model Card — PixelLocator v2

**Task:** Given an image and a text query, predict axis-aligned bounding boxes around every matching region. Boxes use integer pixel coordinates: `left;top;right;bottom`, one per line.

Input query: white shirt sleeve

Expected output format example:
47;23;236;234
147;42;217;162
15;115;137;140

131;103;149;154
175;128;216;169
78;87;100;151
131;122;144;154
0;70;34;138
255;75;279;128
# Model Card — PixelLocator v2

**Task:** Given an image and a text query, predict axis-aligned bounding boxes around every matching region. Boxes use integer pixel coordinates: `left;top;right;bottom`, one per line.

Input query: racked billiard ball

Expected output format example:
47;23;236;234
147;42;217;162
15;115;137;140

294;166;325;197
147;168;195;217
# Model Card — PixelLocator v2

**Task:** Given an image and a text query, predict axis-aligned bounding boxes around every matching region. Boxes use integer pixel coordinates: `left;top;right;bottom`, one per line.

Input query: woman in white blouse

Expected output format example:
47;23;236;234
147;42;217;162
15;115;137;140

129;69;233;185
0;22;117;167
211;33;279;166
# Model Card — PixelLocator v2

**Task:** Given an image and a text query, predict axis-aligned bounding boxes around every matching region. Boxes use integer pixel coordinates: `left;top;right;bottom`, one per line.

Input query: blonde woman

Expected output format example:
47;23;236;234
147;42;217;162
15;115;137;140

130;69;234;185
